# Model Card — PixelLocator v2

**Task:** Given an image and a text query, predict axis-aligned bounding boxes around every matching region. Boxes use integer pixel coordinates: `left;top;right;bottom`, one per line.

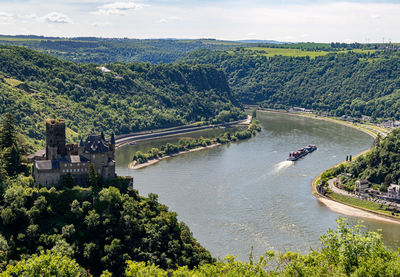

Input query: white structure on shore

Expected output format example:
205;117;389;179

386;184;400;200
354;179;370;195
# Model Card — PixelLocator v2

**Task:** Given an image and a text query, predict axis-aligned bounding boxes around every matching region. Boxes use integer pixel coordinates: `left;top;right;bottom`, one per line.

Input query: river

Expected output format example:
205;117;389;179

116;112;400;260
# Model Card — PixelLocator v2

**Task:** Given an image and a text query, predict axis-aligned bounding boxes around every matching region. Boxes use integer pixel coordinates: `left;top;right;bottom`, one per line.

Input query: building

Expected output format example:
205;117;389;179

290;107;312;113
354;179;371;195
386;184;400;200
34;119;116;187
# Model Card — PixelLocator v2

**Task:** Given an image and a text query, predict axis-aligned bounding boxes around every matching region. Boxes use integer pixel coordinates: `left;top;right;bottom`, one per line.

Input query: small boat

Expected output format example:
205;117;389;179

287;144;317;161
129;141;137;146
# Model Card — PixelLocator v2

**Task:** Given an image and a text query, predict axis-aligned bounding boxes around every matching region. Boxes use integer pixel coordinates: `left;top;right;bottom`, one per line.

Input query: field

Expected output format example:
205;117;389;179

242;47;377;58
243;47;329;58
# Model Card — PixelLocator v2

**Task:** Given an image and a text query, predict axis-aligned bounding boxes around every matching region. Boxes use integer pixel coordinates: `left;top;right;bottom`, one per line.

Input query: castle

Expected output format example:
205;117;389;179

34;119;116;186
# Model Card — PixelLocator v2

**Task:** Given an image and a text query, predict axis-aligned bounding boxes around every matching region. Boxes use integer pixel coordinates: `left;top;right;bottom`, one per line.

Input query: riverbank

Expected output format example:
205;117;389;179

258;109;400;223
257;109;388;139
129;143;221;169
128;116;259;169
115;116;252;149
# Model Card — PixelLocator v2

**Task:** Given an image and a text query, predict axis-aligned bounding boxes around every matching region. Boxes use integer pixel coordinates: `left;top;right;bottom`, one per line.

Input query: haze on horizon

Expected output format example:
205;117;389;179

1;0;400;43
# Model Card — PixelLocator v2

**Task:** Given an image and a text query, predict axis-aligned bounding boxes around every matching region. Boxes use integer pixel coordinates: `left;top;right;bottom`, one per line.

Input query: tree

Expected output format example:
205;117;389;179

0;113;17;149
88;163;99;193
251;109;257;119
349;155;352;162
346;155;349;162
384;174;393;187
374;133;381;146
61;173;75;189
2;144;20;176
0;250;88;277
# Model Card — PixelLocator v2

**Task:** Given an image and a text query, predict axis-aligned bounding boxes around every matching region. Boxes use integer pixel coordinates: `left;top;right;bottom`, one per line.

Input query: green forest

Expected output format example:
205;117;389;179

2;38;400;276
0;36;245;64
323;129;400;193
0;115;213;276
1;115;400;276
0;36;386;65
183;48;400;120
0;45;245;150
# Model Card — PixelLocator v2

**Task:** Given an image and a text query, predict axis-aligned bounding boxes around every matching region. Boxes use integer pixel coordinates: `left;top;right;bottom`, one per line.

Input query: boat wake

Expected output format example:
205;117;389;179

271;160;293;175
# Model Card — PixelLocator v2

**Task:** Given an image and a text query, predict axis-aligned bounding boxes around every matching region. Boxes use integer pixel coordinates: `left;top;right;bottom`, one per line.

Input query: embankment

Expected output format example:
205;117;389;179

115;116;251;148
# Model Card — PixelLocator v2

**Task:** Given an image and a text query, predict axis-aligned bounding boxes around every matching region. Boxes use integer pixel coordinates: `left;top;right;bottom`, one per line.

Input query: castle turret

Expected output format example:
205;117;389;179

110;133;115;152
45;119;66;160
78;139;84;155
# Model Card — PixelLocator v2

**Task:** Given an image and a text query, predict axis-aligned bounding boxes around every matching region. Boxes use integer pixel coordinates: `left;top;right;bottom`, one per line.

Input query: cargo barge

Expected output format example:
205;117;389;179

288;144;317;161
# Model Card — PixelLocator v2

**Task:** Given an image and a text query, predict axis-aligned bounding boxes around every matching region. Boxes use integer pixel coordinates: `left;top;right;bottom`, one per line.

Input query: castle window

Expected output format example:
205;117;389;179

62;170;65;173
64;164;67;167
92;155;95;159
77;163;80;166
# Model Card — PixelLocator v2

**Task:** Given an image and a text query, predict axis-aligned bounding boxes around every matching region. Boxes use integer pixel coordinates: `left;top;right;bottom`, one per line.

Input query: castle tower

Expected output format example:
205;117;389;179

78;138;84;155
45;119;66;160
110;133;115;152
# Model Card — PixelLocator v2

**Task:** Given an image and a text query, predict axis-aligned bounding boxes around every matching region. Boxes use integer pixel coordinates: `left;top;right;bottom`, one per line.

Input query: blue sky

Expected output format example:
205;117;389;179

1;0;400;42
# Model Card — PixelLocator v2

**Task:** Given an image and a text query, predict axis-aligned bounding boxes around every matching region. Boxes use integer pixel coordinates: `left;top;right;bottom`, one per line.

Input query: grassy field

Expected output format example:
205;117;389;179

244;47;330;58
242;47;377;58
338;49;377;54
0;36;48;42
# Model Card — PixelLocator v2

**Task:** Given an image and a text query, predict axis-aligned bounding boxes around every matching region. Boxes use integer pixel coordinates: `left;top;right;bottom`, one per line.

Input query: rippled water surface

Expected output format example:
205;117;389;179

116;112;400;260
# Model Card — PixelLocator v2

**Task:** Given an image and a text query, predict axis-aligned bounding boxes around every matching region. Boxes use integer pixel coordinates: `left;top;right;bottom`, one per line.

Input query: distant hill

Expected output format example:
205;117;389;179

0;45;244;149
183;48;400;120
236;39;284;44
0;36;246;64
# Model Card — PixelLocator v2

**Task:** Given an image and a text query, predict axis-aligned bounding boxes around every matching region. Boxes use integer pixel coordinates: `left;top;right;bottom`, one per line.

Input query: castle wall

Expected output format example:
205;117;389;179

34;169;61;187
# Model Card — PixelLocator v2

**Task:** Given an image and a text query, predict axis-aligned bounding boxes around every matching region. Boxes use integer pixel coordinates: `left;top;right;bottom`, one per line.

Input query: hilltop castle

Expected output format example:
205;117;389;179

34;119;116;186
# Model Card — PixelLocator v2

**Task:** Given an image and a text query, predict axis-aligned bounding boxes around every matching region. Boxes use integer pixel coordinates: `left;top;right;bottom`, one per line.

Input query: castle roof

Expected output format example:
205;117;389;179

60;155;90;163
83;134;111;153
35;160;60;171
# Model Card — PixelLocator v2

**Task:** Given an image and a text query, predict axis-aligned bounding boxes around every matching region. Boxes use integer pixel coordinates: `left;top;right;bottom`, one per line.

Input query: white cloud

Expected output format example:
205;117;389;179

0;12;14;25
158;16;179;24
93;1;145;15
0;1;400;42
25;14;39;20
370;14;382;20
41;12;72;24
92;21;112;27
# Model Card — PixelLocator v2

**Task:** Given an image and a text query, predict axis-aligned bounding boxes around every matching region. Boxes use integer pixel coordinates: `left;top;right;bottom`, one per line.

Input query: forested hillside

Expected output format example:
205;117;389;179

339;129;400;190
183;48;400;119
0;36;244;64
0;45;244;149
0;116;213;276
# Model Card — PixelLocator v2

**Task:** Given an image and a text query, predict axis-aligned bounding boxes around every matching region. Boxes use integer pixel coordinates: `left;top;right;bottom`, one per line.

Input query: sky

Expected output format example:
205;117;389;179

1;0;400;42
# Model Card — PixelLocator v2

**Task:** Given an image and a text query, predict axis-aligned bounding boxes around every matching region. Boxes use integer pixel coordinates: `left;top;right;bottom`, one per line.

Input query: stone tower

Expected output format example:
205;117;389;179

45;119;66;160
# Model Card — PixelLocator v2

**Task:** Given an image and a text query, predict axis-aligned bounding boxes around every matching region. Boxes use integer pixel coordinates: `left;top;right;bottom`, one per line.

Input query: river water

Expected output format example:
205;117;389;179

116;112;400;260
